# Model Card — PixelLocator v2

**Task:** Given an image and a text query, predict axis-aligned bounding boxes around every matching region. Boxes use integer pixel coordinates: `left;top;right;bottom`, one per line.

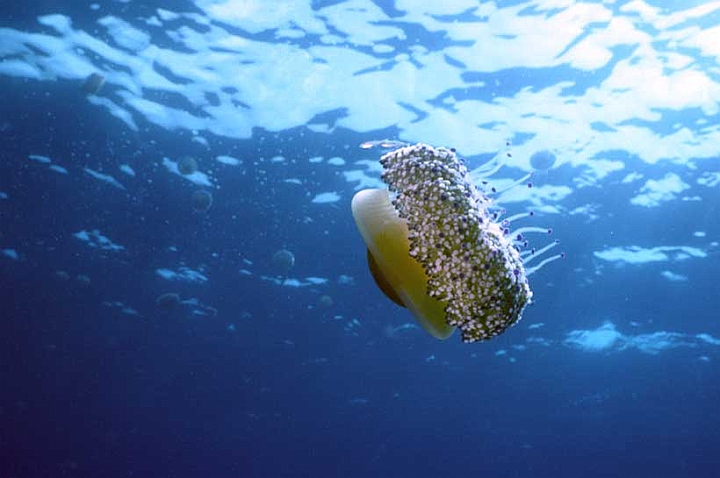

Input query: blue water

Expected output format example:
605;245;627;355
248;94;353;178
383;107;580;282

2;1;720;477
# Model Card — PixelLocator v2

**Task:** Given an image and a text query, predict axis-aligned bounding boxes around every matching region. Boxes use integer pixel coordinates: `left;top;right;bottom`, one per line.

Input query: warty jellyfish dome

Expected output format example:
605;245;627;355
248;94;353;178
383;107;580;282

352;143;536;343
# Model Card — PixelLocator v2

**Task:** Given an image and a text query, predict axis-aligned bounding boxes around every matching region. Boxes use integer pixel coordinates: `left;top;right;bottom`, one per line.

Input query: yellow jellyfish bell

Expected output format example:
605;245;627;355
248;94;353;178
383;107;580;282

352;189;453;339
352;143;533;343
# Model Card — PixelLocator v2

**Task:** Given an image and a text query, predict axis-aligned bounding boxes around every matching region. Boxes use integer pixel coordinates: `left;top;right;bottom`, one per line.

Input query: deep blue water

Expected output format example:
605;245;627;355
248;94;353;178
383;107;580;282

2;1;720;477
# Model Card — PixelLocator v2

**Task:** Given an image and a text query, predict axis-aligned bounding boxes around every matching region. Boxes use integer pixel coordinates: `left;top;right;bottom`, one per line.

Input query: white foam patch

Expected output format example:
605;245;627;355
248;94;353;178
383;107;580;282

84;168;126;190
630;173;690;207
29;154;51;164
311;192;341;204
103;301;141;317
660;270;688;282
573;159;626;187
343;159;384;190
74;229;125;251
28;154;70;175
156;266;209;283
495;183;573;208
326;157;345;166
322;1;405;46
698;172;720;187
119;164;135;176
181;297;218;317
49;165;68;174
2;2;720;273
565;322;623;352
526;336;551;347
697;333;720;346
564;321;714;355
594;245;706;264
2;249;20;260
261;275;329;287
216;155;241;166
87;96;139;131
98;16;151;52
195;0;326;35
622;172;644;184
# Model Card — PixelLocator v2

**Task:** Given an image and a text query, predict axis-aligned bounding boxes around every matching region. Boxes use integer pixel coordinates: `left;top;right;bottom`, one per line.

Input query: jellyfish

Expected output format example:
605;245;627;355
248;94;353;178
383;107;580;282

156;292;181;309
76;274;91;286
272;249;295;275
191;190;213;213
318;294;334;309
352;143;538;343
529;150;556;171
178;156;198;176
82;73;105;95
55;270;70;281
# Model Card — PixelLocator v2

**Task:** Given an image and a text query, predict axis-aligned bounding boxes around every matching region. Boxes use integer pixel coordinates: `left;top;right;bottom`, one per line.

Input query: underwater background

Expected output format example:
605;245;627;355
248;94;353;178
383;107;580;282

1;0;720;477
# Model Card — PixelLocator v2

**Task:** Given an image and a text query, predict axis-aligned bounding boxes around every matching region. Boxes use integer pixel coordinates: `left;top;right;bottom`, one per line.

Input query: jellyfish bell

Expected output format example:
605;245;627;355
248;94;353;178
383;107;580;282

82;73;105;96
178;156;198;176
352;143;539;343
272;249;295;275
156;292;181;309
55;270;71;281
191;190;213;213
529;149;557;171
318;294;334;309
